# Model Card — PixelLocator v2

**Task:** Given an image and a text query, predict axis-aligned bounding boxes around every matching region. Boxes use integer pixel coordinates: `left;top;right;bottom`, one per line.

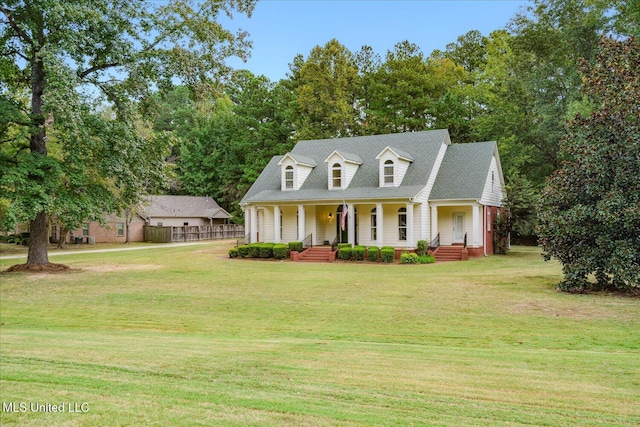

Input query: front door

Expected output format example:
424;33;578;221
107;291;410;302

453;213;465;243
336;205;357;244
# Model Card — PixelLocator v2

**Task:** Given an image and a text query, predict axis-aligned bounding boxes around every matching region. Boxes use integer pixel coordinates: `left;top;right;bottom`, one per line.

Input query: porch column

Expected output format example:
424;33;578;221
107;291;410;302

376;203;384;248
472;204;481;247
431;205;438;244
249;206;258;243
298;205;305;241
273;205;281;243
406;202;414;248
347;203;355;245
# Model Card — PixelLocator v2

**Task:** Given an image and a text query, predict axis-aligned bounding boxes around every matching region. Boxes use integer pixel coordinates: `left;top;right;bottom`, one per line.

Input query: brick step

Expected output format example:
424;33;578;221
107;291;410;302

434;246;463;261
298;247;335;262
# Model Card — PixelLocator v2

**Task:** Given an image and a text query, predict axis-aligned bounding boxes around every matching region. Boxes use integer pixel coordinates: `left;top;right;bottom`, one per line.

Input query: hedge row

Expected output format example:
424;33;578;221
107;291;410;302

230;242;290;260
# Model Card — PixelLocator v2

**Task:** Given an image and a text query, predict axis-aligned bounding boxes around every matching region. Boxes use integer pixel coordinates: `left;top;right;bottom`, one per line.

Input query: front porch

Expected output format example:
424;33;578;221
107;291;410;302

243;201;492;256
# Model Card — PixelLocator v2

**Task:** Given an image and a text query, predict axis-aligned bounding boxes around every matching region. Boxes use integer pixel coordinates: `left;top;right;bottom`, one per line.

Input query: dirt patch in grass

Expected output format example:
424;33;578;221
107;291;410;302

3;262;73;274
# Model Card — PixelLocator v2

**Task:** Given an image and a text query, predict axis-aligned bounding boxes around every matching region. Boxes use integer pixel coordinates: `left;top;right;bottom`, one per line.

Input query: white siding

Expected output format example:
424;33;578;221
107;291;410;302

480;156;505;207
262;208;274;242
280;206;298;243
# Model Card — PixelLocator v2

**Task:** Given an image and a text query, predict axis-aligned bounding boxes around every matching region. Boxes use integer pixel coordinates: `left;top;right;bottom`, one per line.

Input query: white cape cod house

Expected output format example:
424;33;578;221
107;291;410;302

240;130;505;257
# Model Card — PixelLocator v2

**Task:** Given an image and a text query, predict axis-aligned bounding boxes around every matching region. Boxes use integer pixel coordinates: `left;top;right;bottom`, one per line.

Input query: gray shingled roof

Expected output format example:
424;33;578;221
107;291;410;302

242;130;448;204
241;130;496;205
140;195;231;219
430;141;497;200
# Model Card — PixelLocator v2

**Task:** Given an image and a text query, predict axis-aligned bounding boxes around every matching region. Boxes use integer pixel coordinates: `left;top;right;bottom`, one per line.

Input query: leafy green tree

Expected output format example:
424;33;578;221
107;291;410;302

291;39;359;139
0;0;255;265
538;36;640;293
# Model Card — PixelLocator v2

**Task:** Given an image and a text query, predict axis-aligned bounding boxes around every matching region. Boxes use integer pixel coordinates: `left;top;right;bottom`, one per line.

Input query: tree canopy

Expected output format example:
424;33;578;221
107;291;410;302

0;0;256;265
538;36;640;292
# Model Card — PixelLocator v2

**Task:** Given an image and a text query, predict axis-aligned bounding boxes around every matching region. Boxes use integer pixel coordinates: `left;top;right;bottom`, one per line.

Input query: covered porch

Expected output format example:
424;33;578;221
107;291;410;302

243;200;490;254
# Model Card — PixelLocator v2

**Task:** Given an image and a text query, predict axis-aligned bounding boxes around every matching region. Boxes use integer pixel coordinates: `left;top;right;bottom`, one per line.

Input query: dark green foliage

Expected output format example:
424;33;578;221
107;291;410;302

538;37;640;293
381;247;395;263
367;246;379;262
248;243;261;258
352;246;366;261
288;241;303;252
494;209;511;255
418;254;436;264
237;245;250;258
338;247;352;261
259;243;274;258
228;248;239;258
400;252;419;264
416;240;427;256
273;244;289;260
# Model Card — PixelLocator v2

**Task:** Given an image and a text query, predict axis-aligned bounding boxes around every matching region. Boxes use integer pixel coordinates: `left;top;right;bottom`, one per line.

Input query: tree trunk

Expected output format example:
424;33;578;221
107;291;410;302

57;226;68;249
26;18;49;265
27;211;49;265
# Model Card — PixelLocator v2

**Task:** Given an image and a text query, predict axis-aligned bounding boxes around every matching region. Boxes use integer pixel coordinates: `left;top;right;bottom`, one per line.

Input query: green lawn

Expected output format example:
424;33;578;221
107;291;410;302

1;242;638;426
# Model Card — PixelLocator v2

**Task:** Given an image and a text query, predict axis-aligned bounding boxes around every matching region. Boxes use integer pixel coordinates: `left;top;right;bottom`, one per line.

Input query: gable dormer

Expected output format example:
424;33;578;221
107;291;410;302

277;153;316;191
324;150;362;190
375;146;413;187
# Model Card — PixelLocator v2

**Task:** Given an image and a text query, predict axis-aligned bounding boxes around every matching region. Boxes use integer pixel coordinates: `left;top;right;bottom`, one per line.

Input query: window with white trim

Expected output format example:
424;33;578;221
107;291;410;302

398;207;407;241
384;160;394;186
285;166;294;189
332;163;342;188
117;222;124;237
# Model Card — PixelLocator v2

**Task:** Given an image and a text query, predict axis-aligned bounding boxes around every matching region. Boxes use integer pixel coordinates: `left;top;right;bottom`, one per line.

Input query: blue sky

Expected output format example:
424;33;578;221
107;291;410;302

222;0;530;82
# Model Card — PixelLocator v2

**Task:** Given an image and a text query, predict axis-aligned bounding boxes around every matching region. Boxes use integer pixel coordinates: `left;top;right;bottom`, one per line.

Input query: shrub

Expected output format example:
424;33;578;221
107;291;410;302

353;245;366;261
228;248;239;258
259;243;274;258
338;247;352;260
288;241;303;252
401;252;419;264
418;254;436;264
381;246;395;263
337;243;352;249
367;246;379;262
237;245;250;258
248;243;261;258
273;244;288;260
416;240;427;256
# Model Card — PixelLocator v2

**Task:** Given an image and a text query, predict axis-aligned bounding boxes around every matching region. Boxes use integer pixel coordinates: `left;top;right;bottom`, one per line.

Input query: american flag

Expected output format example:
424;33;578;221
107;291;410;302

341;203;348;231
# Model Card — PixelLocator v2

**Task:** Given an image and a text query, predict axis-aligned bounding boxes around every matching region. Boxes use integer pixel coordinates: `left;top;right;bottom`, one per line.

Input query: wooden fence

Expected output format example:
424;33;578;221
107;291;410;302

144;225;245;243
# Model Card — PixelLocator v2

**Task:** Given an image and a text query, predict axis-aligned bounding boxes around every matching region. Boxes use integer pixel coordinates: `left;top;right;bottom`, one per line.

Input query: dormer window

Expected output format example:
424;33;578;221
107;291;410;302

376;146;413;188
285;166;294;189
332;163;342;188
278;153;316;191
384;160;394;186
325;150;361;190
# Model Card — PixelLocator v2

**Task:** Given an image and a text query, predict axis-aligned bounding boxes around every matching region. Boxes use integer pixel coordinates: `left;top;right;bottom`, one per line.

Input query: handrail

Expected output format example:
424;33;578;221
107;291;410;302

331;235;338;251
429;233;440;250
463;232;467;249
302;233;313;249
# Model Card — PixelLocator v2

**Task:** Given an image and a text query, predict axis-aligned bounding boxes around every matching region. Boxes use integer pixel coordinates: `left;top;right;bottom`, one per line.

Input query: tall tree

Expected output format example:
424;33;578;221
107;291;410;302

538;36;640;293
0;0;255;265
291;39;360;139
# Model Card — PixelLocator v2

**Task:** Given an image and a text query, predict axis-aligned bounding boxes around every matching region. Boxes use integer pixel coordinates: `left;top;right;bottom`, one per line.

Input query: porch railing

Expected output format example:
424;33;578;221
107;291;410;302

463;232;468;249
331;235;338;252
429;233;440;251
302;233;313;249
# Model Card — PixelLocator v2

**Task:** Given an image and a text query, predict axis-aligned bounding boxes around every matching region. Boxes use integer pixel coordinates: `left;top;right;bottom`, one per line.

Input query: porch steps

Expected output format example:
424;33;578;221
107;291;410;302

298;246;335;263
434;245;464;261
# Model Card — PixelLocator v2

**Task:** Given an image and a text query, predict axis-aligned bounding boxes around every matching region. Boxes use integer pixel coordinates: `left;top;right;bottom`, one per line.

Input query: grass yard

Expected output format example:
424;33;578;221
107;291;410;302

1;242;638;426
